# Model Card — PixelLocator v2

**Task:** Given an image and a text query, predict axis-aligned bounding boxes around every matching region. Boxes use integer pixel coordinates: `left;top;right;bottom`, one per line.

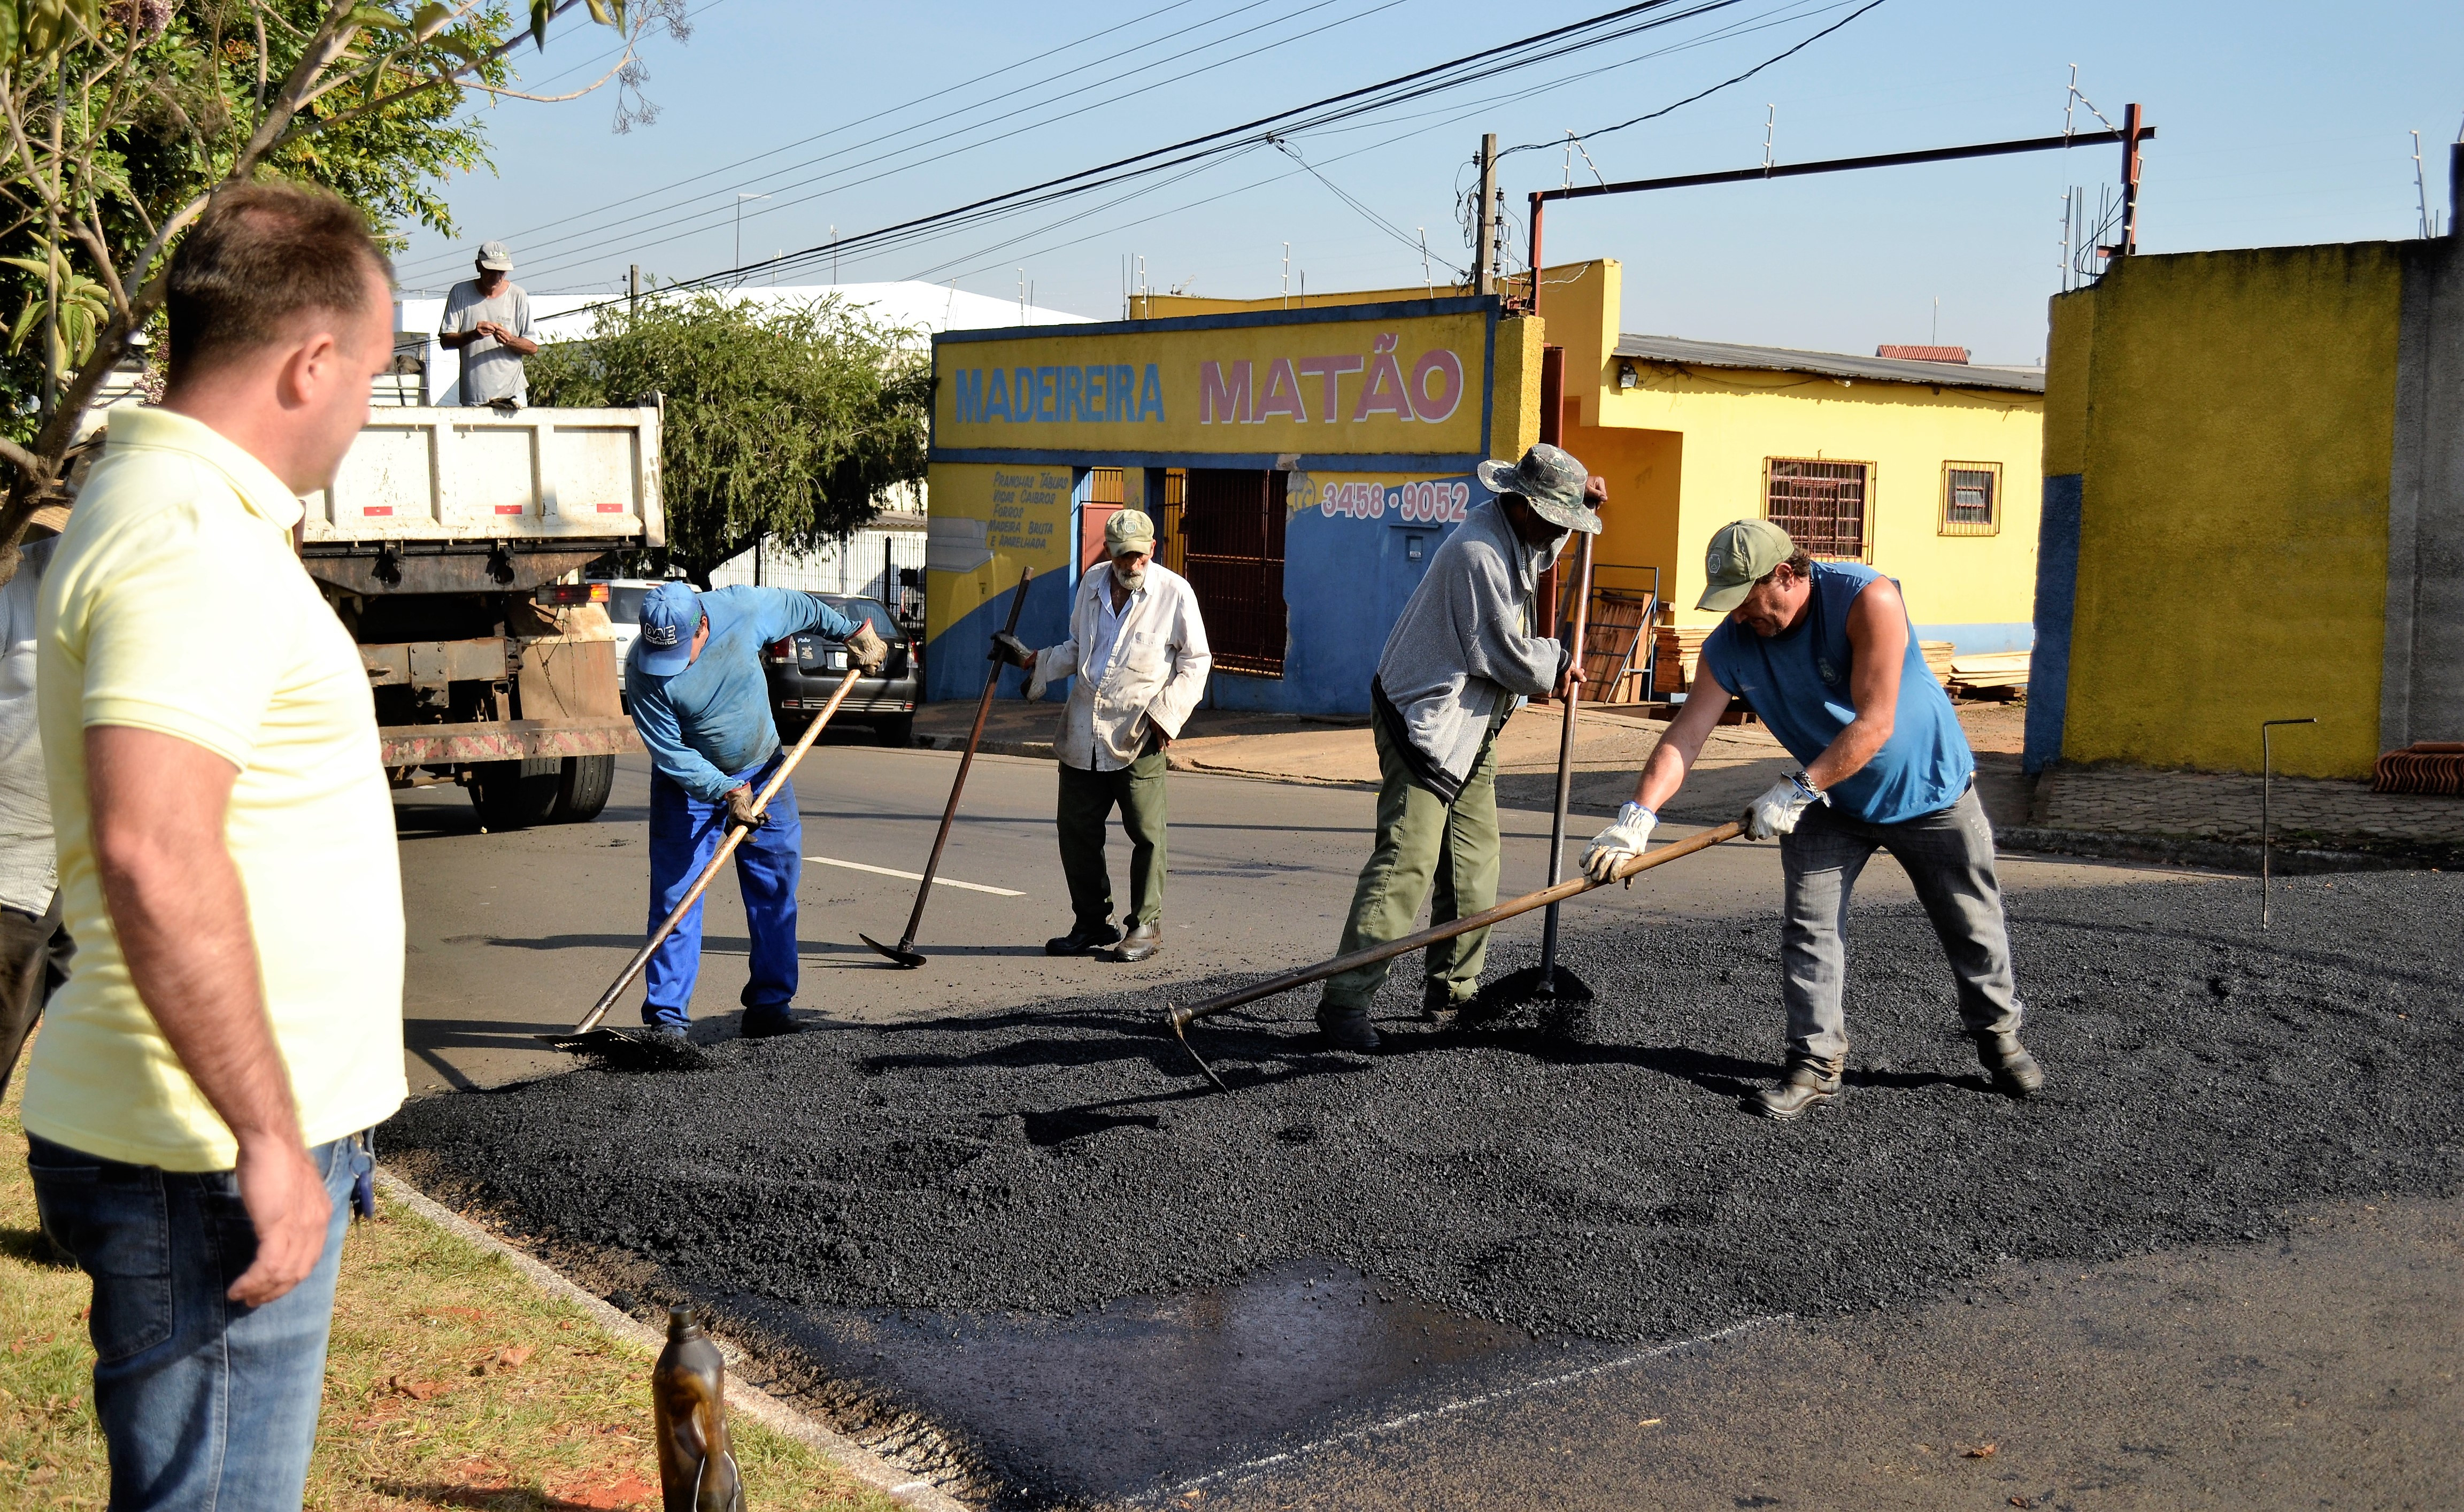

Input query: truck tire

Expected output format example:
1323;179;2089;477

469;759;560;831
552;755;617;823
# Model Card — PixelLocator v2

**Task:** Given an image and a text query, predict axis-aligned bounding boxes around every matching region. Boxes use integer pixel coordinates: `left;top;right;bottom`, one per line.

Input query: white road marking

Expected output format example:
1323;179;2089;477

1140;1313;1792;1502
805;854;1025;897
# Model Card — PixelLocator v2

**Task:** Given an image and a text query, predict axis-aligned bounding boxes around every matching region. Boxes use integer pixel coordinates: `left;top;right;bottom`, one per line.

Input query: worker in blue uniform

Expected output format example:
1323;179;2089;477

625;582;886;1038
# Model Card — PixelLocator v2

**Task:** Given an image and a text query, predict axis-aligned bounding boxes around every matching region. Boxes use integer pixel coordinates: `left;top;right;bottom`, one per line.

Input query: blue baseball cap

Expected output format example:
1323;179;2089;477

635;582;703;676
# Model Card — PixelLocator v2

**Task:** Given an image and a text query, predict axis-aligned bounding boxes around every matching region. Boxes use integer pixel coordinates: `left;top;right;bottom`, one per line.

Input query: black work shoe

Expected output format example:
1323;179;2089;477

1315;1004;1381;1052
1751;1056;1844;1120
1975;1032;2045;1097
740;1014;806;1039
1105;921;1163;963
1046;921;1125;956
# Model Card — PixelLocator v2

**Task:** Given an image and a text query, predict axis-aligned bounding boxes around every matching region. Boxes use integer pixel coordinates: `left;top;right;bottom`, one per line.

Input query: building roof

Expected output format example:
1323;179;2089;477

1613;333;2044;394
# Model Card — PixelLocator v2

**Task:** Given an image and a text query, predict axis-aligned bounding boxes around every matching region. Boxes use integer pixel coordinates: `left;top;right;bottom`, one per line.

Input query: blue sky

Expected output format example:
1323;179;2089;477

391;0;2462;364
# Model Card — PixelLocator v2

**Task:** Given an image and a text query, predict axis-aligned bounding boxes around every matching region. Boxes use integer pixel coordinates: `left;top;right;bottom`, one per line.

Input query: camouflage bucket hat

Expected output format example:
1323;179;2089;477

1475;443;1600;534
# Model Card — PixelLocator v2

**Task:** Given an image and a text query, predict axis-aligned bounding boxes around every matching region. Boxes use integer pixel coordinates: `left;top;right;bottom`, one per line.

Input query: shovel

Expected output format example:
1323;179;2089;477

540;666;865;1069
1488;529;1598;1009
863;565;1034;968
1161;820;1744;1091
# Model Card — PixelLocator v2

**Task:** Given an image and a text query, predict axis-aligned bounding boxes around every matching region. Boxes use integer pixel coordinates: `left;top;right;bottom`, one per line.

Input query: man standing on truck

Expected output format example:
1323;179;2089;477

436;240;536;408
626;582;887;1038
1578;519;2043;1119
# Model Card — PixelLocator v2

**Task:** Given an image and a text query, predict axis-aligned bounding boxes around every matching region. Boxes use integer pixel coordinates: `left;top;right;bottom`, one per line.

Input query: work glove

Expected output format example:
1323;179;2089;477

1744;771;1827;840
990;631;1031;668
1582;802;1657;884
725;786;767;832
845;622;889;674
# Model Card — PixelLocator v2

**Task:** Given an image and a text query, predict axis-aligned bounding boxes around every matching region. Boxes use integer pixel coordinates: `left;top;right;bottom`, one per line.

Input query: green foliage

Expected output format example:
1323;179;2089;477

527;292;931;581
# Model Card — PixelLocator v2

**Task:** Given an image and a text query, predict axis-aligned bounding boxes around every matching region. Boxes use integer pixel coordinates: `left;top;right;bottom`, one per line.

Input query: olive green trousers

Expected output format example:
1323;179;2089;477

1056;744;1169;929
1318;711;1504;1013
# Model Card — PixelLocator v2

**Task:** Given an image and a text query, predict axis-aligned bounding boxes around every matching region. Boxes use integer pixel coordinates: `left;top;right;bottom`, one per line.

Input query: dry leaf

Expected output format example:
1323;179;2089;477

1966;1443;1999;1460
2009;1498;2035;1509
496;1344;536;1369
390;1374;448;1401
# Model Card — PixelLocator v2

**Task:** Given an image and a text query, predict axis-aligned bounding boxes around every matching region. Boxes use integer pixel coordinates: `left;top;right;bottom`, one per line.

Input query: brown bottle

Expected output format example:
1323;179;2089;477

651;1305;745;1512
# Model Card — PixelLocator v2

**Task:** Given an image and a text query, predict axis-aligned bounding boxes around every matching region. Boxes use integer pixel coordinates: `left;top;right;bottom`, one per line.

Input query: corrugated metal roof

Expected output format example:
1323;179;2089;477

1613;333;2044;394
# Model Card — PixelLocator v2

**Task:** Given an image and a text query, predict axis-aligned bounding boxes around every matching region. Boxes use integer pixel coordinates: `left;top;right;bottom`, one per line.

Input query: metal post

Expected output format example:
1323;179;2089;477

2259;717;2317;929
1526;192;1545;315
2118;102;2145;256
628;263;641;311
1474;133;1499;296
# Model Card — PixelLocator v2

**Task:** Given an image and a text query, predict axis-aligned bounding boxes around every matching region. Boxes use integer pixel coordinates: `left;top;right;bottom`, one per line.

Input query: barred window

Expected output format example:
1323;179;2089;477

1765;459;1870;560
1941;462;2000;537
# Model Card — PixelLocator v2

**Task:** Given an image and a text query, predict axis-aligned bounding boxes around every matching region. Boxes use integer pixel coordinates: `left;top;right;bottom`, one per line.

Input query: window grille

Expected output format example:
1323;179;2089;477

1940;462;2000;536
1765;459;1871;560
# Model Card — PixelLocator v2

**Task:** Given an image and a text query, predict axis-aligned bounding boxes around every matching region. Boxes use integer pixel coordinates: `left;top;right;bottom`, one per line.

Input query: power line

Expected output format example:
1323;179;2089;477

397;0;1300;280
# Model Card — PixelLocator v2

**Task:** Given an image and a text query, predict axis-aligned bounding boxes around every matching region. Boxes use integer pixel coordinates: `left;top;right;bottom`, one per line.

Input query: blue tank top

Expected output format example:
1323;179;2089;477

1698;560;1973;825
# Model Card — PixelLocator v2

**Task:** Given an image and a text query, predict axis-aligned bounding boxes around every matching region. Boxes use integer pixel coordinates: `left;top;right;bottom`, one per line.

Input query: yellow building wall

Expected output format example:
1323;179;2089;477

2057;245;2404;779
1582;371;2043;637
1565;422;1681;601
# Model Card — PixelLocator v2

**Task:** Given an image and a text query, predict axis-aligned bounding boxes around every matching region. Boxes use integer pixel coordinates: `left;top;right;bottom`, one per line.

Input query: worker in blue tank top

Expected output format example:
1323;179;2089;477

1578;519;2043;1120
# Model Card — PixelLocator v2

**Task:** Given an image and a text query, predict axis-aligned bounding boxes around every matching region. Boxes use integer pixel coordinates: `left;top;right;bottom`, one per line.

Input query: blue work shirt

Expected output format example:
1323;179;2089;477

1698;560;1973;826
625;585;862;801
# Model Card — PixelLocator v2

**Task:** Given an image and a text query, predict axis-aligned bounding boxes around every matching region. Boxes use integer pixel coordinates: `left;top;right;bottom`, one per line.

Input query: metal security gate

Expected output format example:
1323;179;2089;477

1766;459;1871;560
1178;468;1286;676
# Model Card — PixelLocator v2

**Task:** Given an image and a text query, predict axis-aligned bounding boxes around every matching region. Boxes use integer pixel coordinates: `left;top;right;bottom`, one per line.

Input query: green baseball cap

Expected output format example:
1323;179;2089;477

1696;519;1798;612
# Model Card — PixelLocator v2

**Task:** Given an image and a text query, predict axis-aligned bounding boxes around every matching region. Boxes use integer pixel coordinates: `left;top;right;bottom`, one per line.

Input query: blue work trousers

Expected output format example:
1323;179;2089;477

643;751;803;1030
28;1131;370;1511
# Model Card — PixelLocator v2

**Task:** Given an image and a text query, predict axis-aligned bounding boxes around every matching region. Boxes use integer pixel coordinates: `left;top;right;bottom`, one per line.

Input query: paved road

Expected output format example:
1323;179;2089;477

394;740;2191;1093
392;743;2454;1508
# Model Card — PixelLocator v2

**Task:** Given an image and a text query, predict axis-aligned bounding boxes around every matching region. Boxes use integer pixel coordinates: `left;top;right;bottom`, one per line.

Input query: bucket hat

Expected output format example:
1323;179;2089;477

1474;443;1600;534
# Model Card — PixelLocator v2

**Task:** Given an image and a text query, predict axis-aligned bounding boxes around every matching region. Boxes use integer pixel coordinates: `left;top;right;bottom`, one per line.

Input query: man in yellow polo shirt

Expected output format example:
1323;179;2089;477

23;183;404;1510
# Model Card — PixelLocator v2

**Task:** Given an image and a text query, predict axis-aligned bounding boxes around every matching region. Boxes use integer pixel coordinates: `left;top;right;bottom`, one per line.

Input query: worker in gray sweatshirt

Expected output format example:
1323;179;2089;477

1315;443;1605;1050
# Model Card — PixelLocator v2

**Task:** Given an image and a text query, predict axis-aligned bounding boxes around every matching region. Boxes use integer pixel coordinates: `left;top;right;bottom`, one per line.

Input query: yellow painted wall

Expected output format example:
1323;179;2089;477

1566;423;1681;601
2057;245;2403;779
922;462;1073;633
1494;314;1543;461
1132;284;1450;318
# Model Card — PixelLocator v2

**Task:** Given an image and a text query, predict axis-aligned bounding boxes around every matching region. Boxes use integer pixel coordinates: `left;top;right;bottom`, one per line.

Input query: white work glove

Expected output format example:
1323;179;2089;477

1582;803;1656;884
1744;770;1827;840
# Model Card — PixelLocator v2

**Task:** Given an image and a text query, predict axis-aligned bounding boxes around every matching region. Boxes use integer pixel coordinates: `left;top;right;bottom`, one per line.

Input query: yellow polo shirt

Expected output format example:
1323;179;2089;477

25;407;405;1171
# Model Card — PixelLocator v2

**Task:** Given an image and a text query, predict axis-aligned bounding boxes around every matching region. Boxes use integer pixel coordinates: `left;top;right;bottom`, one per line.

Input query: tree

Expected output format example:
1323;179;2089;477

0;0;687;581
526;290;931;587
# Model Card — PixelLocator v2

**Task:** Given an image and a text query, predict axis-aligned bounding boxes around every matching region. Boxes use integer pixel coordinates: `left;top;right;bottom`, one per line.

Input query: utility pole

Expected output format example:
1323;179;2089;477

628;264;641;311
1473;133;1499;297
2115;102;2146;256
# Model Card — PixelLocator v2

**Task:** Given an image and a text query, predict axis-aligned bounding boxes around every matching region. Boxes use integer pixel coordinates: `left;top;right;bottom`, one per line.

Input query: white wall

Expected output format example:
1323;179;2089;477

707;518;928;616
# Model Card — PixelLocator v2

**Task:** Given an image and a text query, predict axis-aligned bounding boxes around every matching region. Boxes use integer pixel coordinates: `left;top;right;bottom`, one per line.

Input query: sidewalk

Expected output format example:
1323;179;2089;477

913;697;2039;832
2027;760;2464;865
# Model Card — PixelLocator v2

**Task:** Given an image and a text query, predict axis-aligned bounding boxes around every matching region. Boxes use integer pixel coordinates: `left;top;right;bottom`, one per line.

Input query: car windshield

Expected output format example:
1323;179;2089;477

604;585;649;625
817;596;898;638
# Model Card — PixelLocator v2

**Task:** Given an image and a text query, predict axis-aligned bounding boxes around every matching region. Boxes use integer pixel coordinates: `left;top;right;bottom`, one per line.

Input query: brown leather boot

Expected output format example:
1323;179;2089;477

1751;1055;1843;1120
1975;1032;2045;1097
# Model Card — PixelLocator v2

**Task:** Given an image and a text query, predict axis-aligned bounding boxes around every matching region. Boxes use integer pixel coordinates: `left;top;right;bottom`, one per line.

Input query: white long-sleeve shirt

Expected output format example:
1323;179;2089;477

1027;562;1212;770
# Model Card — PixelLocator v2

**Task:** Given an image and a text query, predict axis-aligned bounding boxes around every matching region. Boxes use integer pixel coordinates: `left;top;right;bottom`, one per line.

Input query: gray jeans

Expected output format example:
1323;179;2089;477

1777;785;2020;1064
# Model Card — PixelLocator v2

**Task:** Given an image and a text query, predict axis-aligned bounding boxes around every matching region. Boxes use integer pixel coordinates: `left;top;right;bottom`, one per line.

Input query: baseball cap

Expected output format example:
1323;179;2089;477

1106;507;1156;556
1474;443;1601;535
475;240;514;272
1696;519;1798;612
635;582;703;676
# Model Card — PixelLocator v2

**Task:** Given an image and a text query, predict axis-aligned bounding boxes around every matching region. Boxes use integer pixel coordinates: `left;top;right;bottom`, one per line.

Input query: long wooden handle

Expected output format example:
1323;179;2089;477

566;666;865;1036
891;565;1034;948
1168;820;1744;1031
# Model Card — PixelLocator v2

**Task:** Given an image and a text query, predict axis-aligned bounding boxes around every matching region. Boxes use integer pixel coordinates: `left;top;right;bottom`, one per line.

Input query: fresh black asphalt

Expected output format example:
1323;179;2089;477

384;869;2462;1502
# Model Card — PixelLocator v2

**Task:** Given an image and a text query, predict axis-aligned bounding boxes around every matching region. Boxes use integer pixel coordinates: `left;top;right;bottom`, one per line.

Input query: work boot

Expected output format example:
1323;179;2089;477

1045;920;1124;956
740;1012;806;1039
1420;981;1466;1023
1975;1032;2045;1098
1106;920;1163;963
1314;1002;1381;1052
1751;1055;1843;1121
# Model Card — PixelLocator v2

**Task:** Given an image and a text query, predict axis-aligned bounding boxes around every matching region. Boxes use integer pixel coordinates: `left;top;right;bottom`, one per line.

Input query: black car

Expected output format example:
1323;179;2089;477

765;595;920;746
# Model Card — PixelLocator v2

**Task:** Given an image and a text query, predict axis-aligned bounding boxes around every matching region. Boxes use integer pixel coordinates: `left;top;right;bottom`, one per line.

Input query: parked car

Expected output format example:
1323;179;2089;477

765;593;920;746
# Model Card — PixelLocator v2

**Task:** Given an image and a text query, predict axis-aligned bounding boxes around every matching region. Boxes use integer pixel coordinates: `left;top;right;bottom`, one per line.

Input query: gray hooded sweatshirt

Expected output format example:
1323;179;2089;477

1370;497;1567;801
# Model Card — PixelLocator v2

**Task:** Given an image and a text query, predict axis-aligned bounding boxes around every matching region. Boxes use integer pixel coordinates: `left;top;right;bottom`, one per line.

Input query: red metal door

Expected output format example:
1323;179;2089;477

1179;468;1285;676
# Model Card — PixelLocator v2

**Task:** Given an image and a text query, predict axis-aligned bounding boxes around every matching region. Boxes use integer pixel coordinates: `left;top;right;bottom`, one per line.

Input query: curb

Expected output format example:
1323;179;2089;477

1996;825;2416;876
375;1171;971;1512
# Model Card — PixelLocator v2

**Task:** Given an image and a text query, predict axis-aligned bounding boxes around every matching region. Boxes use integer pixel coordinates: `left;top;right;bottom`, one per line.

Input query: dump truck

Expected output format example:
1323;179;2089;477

301;405;661;829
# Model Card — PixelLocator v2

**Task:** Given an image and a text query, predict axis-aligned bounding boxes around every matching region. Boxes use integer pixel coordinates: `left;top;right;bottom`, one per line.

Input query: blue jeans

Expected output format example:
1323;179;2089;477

643;750;803;1030
27;1131;369;1511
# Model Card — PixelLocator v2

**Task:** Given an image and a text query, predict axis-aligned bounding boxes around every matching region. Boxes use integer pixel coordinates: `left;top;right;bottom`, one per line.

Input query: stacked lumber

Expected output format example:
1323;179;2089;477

2373;742;2464;796
1653;626;1713;694
1920;641;1957;686
1946;650;2030;698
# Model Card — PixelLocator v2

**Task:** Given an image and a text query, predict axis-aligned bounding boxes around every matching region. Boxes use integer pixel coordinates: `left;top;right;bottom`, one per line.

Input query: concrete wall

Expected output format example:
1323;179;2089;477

2382;234;2464;749
2045;244;2406;780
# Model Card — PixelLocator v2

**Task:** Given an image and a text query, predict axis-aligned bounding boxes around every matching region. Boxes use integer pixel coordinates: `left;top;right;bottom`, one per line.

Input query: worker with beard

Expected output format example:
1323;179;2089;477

1022;508;1212;963
1580;519;2043;1118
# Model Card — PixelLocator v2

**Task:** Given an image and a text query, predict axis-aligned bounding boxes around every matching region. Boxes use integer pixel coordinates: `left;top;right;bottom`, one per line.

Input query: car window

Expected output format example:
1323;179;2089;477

819;596;898;638
605;585;649;625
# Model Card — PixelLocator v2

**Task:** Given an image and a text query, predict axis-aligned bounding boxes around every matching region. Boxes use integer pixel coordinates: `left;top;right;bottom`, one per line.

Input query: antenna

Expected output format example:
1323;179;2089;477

2414;130;2434;240
1283;242;1291;308
1762;104;1777;174
1018;268;1026;325
1931;295;1939;345
1419;226;1433;294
